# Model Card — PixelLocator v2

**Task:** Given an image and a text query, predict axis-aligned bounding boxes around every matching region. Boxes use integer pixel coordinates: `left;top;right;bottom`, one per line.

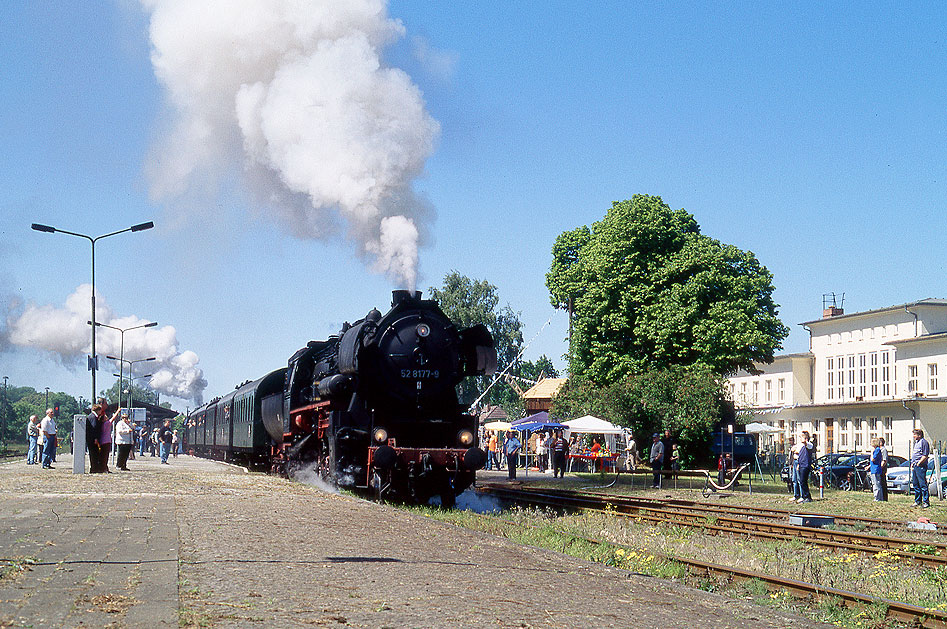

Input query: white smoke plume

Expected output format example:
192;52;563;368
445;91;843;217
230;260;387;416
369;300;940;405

6;285;208;403
142;0;439;290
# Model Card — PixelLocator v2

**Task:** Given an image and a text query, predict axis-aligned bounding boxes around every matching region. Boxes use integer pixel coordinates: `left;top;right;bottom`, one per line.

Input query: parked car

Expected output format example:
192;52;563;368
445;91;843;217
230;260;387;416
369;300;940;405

780;452;851;485
886;455;947;494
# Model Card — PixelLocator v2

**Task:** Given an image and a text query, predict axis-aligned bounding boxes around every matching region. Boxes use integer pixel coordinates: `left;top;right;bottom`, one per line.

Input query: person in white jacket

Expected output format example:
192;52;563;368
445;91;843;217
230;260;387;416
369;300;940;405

115;413;135;471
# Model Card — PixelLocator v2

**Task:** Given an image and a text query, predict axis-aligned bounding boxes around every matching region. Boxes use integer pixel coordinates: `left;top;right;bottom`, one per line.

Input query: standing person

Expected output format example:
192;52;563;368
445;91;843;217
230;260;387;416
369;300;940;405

910;428;931;508
99;409;116;474
869;437;884;501
670;444;681;471
26;415;40;465
486;432;498;471
86;400;107;473
793;431;813;503
39;408;57;469
115;413;135;471
551;429;569;478
172;430;180;457
158;420;174;464
878;436;890;501
536;432;548;472
624;434;638;472
661;429;673;480
504;430;521;480
649;433;664;488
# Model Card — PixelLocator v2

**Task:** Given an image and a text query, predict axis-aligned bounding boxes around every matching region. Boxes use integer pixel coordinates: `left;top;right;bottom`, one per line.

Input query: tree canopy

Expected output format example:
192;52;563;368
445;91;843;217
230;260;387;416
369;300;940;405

429;272;557;418
546;194;788;384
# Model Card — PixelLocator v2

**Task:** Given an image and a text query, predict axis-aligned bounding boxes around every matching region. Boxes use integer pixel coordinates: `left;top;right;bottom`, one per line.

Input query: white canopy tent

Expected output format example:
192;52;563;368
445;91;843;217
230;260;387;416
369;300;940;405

743;422;783;434
483;421;512;432
563;415;630;455
563;415;626;435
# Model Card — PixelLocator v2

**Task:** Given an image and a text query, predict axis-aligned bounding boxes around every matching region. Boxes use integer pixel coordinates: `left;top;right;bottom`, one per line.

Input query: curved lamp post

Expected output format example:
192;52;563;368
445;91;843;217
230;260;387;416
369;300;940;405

31;221;154;402
93;321;157;410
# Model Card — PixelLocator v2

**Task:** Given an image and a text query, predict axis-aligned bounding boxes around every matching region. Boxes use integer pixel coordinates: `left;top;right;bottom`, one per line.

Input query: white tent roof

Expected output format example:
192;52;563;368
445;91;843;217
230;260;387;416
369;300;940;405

483;421;512;432
563;415;626;435
743;421;783;434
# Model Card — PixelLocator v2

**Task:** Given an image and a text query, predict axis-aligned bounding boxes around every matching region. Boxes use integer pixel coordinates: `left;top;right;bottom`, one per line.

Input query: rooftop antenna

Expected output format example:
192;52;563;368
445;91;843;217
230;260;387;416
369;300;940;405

822;293;845;318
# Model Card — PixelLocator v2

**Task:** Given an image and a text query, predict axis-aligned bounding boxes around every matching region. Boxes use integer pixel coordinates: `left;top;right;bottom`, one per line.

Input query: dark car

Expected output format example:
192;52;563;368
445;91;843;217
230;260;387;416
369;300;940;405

831;453;909;491
780;452;851;485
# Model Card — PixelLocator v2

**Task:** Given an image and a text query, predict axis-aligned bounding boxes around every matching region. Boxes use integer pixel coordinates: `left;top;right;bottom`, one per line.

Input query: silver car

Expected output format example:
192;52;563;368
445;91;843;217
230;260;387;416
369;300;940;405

886;455;947;493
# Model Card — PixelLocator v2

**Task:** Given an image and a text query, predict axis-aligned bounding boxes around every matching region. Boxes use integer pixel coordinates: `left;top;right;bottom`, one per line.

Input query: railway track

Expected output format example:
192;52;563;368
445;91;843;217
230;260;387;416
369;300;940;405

469;504;947;628
479;483;947;568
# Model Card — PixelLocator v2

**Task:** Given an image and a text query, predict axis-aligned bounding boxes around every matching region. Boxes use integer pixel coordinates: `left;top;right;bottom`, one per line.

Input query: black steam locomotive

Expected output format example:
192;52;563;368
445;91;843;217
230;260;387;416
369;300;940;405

185;290;496;505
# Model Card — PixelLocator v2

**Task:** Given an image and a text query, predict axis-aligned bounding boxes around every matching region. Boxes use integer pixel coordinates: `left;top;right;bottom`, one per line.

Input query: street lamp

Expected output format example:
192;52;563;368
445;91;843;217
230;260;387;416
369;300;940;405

113;372;154;410
106;356;156;410
31;220;154;402
2;376;7;449
92;321;157;412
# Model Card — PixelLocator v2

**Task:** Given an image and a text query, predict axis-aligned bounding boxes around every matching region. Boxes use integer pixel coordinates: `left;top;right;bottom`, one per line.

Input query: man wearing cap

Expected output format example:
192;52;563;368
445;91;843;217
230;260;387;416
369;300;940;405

649;433;664;488
504;430;521;480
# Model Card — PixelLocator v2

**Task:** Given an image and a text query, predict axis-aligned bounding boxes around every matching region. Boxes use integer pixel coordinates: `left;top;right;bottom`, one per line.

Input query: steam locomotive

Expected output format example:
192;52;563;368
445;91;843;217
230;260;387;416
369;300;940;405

185;290;496;505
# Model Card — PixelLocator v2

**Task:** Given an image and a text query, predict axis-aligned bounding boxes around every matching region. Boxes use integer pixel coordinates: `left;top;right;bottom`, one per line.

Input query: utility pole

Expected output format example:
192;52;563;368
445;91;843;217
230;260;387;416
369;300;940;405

2;376;7;449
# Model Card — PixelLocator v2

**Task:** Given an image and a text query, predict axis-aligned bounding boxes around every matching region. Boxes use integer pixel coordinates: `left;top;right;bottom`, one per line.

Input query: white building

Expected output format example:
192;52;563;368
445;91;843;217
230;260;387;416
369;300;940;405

728;299;947;459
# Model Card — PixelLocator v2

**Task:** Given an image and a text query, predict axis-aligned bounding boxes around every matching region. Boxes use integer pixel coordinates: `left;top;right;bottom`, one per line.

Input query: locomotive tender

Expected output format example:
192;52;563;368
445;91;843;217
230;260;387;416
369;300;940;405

185;290;496;505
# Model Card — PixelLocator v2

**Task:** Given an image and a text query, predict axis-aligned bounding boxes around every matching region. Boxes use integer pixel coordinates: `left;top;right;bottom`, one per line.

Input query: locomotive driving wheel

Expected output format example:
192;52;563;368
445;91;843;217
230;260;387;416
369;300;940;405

317;440;334;484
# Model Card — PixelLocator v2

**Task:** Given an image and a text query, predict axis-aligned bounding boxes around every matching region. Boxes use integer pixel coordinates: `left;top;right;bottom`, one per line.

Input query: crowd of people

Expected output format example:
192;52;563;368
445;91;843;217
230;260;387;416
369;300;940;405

786;428;933;507
482;427;680;486
25;398;182;472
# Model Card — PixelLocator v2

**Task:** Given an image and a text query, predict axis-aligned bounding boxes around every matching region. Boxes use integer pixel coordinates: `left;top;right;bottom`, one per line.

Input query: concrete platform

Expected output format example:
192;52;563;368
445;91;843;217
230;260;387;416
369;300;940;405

0;453;825;628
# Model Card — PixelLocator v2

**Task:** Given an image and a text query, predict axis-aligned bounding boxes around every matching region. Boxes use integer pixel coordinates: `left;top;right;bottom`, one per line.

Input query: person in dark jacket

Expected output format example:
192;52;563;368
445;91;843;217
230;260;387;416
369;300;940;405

86;399;108;474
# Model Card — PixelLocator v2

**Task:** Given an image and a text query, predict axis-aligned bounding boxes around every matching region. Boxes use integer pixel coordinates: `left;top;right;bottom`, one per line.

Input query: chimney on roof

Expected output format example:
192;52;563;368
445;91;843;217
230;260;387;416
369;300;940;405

822;292;845;318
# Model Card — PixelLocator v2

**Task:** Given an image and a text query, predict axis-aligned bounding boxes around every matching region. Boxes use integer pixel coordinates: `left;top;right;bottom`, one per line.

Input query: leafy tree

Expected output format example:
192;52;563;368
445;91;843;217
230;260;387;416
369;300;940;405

551;365;731;467
3;386;81;445
546;195;789;384
429;272;525;414
99;379;158;407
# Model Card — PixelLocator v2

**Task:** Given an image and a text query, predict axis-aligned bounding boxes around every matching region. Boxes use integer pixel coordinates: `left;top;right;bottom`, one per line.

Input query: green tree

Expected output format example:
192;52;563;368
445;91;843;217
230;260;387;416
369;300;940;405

4;387;81;445
99;379;158;407
429;272;525;413
551;365;730;467
547;194;789;384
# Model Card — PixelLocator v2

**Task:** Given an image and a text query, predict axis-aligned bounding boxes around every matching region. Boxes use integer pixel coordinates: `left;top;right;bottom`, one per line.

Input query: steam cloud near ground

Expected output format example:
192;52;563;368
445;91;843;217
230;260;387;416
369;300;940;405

142;0;439;290
6;284;207;403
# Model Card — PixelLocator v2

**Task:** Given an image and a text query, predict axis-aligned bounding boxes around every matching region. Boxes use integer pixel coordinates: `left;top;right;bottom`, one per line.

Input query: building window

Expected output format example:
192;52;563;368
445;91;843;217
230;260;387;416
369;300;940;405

908;365;918;393
848;356;856;399
752;381;759;403
929;363;938;394
765;379;772;403
883;417;893;446
778;378;786;402
840;432;848;447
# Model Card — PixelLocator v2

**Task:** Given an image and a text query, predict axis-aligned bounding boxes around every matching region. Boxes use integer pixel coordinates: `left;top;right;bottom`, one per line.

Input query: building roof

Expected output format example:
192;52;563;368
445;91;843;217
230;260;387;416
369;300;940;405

523;377;567;400
478;405;509;421
800;298;947;327
887;331;947;346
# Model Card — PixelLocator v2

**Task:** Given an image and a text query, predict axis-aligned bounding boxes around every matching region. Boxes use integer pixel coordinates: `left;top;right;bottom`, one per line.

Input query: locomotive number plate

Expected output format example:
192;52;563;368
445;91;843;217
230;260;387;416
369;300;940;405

401;369;440;379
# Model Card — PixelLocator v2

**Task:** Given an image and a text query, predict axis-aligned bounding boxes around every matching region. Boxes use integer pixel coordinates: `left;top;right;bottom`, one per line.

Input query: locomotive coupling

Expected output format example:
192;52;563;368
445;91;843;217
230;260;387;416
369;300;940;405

463;447;487;470
373;445;398;469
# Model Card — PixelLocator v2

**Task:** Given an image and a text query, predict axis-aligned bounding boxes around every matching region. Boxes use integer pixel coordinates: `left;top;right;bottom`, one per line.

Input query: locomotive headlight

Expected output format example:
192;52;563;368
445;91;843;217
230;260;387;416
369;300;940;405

373;427;389;444
457;429;474;446
416;323;431;338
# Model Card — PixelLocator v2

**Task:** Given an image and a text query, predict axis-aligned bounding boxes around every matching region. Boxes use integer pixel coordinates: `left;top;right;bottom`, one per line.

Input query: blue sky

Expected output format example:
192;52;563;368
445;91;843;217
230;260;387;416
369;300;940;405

1;1;944;409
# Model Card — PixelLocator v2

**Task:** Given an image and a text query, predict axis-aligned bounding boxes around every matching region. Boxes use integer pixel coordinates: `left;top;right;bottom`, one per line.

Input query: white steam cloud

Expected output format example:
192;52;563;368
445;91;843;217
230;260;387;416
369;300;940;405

142;0;439;289
7;285;207;403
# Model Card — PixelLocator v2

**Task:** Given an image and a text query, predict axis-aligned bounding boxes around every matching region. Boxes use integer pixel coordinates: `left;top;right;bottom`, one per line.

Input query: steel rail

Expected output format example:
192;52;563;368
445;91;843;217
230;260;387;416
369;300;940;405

472;511;947;628
479;484;947;568
509;482;943;534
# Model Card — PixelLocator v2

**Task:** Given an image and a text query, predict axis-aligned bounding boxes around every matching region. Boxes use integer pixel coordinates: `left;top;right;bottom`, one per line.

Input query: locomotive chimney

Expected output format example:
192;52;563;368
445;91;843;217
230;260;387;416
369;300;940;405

392;290;422;306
